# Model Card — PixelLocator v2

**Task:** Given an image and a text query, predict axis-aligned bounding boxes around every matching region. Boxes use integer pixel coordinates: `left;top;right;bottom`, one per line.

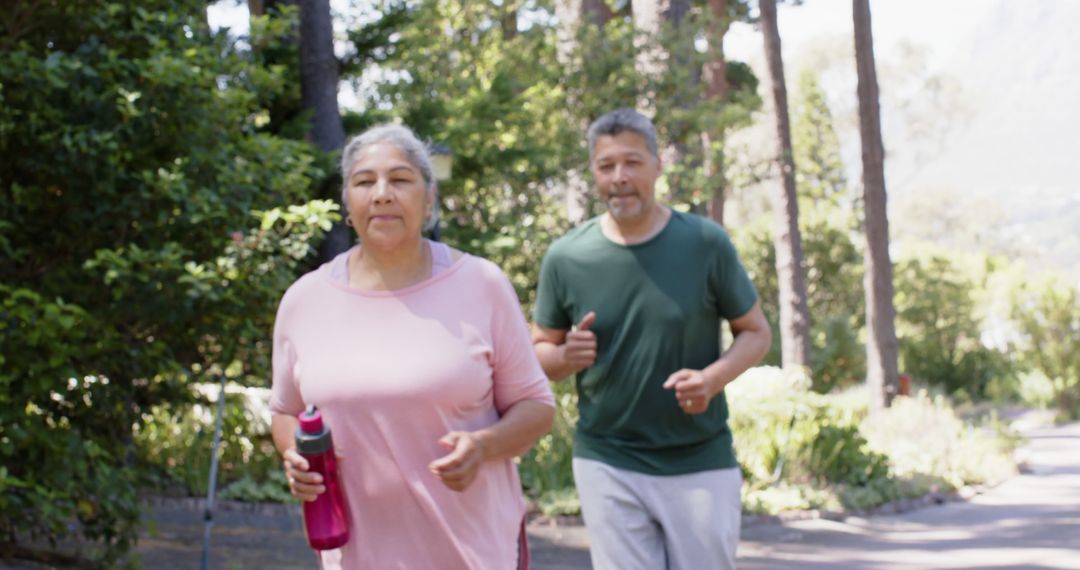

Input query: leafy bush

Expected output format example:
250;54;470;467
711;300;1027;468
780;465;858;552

811;316;867;394
727;367;817;486
531;488;582;518
220;472;294;503
0;288;138;564
835;475;935;510
519;381;579;513
807;424;890;486
731;368;1016;514
727;367;886;488
134;384;281;499
0;1;332;559
1009;275;1080;419
861;393;1017;488
733;210;866;393
894;252;1013;399
1014;370;1058;410
742;483;837;513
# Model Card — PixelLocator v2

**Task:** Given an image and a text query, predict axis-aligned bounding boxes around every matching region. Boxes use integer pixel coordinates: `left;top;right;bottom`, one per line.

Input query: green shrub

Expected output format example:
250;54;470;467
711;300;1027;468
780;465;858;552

732;210;866;393
894;252;1013;398
861;393;1017;488
533;488;582;518
1014;370;1058;410
0;0;330;561
812;316;867;394
135;384;281;499
220;472;294;503
742;483;837;514
519;381;579;505
836;476;926;510
1009;275;1080;419
0;287;139;564
807;424;890;486
728;368;886;487
732;369;1016;515
727;367;818;486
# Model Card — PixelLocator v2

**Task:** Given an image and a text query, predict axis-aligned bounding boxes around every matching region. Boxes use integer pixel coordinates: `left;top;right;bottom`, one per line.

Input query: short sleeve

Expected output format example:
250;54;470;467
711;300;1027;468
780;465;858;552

269;292;305;416
710;226;759;320
486;266;555;414
533;246;572;330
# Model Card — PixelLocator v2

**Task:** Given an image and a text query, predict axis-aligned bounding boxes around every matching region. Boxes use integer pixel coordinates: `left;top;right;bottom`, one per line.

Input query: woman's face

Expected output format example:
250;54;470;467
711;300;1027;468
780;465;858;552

345;142;431;251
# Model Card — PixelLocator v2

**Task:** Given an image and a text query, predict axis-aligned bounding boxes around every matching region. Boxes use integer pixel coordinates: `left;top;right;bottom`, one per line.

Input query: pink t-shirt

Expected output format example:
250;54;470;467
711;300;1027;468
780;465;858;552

270;243;554;569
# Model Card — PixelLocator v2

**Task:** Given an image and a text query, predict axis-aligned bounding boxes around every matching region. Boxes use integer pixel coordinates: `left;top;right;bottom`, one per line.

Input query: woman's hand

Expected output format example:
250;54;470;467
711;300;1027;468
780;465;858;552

282;448;325;502
428;431;487;492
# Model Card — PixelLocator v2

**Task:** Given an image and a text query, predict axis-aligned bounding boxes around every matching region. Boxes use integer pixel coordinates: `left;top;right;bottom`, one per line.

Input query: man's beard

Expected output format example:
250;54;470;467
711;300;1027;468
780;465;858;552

606;188;643;220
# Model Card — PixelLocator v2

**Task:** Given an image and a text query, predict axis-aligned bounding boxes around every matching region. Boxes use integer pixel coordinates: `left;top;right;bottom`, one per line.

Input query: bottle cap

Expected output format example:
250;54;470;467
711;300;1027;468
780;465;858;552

299;404;324;434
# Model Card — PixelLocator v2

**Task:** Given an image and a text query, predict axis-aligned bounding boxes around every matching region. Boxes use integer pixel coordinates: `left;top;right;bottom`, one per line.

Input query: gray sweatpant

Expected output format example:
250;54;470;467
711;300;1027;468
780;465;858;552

572;457;742;570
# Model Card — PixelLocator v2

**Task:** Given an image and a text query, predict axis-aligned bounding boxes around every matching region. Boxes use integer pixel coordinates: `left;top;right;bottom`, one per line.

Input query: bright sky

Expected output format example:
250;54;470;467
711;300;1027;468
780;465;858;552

726;0;992;71
206;1;249;35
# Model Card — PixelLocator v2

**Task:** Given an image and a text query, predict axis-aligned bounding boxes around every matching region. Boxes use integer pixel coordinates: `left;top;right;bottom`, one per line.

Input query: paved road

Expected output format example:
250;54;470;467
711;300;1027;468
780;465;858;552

4;421;1076;569
738;421;1080;569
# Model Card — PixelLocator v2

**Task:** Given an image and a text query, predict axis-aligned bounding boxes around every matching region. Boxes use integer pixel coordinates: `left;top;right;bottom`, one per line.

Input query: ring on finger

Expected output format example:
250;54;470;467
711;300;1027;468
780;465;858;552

684;399;693;407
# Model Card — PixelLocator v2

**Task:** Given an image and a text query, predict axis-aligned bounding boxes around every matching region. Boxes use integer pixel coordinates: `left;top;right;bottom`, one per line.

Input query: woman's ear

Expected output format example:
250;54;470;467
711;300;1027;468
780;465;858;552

423;185;437;228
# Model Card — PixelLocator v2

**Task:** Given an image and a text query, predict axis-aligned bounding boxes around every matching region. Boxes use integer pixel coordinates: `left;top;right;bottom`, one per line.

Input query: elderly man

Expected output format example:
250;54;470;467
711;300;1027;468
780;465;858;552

532;108;771;570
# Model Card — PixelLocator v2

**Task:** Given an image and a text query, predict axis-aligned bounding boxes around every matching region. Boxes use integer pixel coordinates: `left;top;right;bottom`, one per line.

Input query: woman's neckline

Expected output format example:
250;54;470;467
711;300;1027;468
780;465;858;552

324;240;469;297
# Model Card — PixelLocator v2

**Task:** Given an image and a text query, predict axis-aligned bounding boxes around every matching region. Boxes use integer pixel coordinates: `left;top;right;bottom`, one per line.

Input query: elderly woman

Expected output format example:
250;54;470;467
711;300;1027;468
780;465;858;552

269;124;555;569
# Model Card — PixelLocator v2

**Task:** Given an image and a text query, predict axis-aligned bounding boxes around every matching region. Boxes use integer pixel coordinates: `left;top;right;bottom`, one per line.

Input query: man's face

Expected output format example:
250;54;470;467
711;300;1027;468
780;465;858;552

590;131;662;223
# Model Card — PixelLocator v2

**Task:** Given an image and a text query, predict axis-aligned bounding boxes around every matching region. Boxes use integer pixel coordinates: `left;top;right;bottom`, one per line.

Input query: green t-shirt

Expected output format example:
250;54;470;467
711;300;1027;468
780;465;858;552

534;210;758;475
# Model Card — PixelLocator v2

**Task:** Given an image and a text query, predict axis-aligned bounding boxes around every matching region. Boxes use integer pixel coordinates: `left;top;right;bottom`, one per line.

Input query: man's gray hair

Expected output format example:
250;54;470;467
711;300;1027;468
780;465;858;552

340;124;438;232
586;108;659;161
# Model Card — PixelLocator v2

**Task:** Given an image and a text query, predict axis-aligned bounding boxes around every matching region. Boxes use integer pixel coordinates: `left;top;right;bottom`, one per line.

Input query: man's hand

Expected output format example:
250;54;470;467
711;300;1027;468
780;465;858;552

429;431;487;492
562;312;597;372
663;369;718;415
533;312;599;382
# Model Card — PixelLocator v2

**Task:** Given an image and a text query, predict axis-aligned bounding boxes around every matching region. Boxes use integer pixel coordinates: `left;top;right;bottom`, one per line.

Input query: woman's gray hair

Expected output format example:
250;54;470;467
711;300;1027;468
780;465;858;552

586;108;659;161
340;124;438;232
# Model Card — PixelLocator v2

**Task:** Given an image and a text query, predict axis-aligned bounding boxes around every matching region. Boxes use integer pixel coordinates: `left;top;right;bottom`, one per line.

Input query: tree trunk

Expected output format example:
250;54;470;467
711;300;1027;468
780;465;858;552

556;0;614;62
760;0;811;369
853;0;900;410
299;0;345;153
583;0;614;26
631;0;690;116
556;0;614;223
501;0;519;41
632;0;692;193
299;0;349;261
703;0;728;224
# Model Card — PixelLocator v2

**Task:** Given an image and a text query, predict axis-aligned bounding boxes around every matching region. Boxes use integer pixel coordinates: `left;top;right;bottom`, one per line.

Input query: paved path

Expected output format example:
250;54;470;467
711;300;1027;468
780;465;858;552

4;420;1076;569
118;504;592;570
0;501;592;569
139;502;591;570
738;421;1080;569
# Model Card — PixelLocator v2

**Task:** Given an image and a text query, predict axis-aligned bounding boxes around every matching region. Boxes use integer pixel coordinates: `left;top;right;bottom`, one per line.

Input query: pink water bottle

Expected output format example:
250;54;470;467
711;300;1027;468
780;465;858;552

295;405;350;550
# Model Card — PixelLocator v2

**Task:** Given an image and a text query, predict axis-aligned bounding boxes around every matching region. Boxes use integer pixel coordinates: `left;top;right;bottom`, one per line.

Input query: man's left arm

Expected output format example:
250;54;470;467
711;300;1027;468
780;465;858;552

663;301;772;414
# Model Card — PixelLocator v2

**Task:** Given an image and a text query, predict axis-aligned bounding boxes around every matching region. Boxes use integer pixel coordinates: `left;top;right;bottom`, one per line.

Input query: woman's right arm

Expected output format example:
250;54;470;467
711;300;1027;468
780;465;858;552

271;412;324;501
